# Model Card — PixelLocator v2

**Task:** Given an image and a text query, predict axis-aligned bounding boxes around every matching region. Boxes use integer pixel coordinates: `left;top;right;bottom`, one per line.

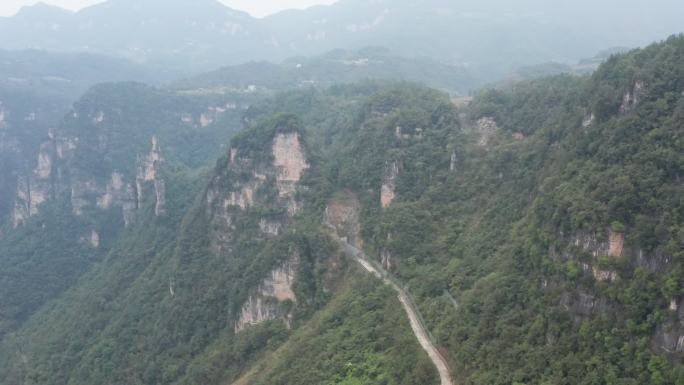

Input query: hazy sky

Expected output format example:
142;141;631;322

0;0;339;17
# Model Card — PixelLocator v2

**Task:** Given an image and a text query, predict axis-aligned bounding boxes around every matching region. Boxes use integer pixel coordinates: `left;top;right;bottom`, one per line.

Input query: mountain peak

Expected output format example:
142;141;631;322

15;2;73;18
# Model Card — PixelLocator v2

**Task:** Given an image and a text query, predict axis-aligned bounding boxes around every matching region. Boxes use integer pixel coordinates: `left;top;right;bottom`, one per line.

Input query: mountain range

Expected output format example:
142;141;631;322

2;0;684;76
0;32;683;385
0;2;683;384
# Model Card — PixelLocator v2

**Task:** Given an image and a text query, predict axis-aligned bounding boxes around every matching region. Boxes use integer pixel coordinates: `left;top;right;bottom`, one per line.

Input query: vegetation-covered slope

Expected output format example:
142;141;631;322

0;50;158;228
2;35;684;385
221;36;684;384
352;36;684;384
0;81;256;338
0;88;437;384
173;47;478;96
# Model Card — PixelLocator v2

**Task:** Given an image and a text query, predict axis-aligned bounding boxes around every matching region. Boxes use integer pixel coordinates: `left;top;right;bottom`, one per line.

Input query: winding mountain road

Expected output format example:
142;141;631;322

332;235;454;385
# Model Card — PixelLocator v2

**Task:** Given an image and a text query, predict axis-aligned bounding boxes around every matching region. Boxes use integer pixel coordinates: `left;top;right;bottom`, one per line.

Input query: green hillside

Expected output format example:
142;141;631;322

2;35;684;385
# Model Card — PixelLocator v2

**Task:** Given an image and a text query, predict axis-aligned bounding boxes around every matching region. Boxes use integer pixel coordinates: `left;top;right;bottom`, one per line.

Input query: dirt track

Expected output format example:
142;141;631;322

334;236;454;385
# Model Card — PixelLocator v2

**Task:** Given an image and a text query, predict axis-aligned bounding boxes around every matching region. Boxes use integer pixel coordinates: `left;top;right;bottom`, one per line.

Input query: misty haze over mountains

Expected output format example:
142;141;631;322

2;0;683;77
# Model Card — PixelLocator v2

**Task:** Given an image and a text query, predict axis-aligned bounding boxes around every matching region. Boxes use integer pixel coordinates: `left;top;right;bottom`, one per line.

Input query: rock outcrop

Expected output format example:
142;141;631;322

324;191;362;247
14;130;166;227
619;81;644;115
135;136;166;218
381;247;393;270
180;104;237;127
653;297;684;354
235;254;300;332
154;179;166;216
381;160;401;208
475;116;498;146
90;230;100;248
203;128;311;333
259;218;282;236
12;136;58;226
592;267;617;283
12;176;32;227
608;231;624;258
550;228;680;351
449;147;457;172
552;229;672;274
273;132;309;214
207;131;309;255
560;290;609;323
97;172;137;225
553;230;625;260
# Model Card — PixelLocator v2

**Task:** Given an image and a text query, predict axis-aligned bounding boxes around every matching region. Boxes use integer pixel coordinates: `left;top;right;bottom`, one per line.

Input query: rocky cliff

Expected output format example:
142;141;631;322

12;134;59;227
235;253;300;332
205;117;311;332
380;160;401;209
207;127;309;256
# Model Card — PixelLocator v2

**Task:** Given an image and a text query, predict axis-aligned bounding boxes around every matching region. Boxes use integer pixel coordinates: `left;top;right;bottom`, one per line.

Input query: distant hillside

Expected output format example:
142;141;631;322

1;0;683;77
0;49;163;99
173;47;478;95
0;50;162;230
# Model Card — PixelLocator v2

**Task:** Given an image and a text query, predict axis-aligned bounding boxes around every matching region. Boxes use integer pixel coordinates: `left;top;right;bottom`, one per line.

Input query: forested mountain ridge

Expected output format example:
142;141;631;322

0;84;440;385
2;0;684;78
0;53;178;337
173;47;478;96
0;50;163;234
0;81;259;339
1;35;684;385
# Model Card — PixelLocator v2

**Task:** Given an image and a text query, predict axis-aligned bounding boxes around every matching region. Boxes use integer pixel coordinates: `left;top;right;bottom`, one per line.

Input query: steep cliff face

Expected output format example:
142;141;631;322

0;98;55;228
10;127;168;229
207;127;309;255
380;160;401;209
12;135;59;227
654;297;684;354
66;134;166;225
273;132;309;214
619;80;644;115
6;91;174;227
203;118;313;334
550;228;672;285
324;191;362;248
12;176;31;227
96;172;137;225
235;253;300;332
547;226;678;340
475;116;499;146
3;80;251;231
136;136;166;218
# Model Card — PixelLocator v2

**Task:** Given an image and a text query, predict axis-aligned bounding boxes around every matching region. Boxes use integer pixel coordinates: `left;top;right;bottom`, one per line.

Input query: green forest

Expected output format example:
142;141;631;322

1;33;684;385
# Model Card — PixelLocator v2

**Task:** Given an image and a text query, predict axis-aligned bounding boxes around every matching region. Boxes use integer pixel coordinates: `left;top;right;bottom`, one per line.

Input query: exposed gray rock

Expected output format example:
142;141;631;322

154;178;166;216
449;147;457;172
259;218;282;236
619;80;644;115
136;136;166;218
235;254;300;332
273;132;309;215
381;160;401;208
90;229;100;248
476;116;498;146
11;137;58;226
324;191;362;248
207;132;309;255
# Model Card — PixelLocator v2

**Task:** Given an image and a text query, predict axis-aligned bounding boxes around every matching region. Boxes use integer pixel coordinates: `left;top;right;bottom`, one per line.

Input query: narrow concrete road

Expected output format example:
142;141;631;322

334;236;454;385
